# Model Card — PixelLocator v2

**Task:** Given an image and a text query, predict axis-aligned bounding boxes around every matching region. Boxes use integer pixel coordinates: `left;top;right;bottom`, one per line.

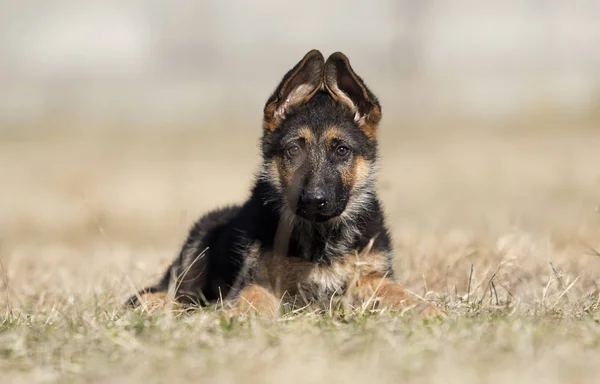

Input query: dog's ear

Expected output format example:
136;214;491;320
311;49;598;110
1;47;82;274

324;52;381;138
263;50;325;132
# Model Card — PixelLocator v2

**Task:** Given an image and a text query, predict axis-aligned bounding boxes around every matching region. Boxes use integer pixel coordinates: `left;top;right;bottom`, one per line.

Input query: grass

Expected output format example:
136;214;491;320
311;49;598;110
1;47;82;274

1;127;599;383
2;302;600;383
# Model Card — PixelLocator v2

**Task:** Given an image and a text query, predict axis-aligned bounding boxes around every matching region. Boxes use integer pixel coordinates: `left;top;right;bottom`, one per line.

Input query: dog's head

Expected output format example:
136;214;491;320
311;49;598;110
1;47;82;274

261;50;382;223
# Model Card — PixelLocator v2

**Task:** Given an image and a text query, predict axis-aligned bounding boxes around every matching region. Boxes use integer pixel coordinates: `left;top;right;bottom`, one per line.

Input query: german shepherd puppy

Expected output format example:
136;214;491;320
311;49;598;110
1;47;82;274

127;50;444;318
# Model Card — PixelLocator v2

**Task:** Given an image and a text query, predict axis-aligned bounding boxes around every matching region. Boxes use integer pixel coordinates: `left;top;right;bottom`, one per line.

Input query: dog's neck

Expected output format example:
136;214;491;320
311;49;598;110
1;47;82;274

287;216;363;263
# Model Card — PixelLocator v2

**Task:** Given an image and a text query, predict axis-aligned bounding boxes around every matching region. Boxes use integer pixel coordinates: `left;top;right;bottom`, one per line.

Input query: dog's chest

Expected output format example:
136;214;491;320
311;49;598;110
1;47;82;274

254;250;389;307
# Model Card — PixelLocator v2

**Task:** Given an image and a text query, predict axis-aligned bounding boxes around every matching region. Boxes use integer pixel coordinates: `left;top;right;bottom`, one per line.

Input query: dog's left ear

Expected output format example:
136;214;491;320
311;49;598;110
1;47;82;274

324;52;381;138
263;50;325;132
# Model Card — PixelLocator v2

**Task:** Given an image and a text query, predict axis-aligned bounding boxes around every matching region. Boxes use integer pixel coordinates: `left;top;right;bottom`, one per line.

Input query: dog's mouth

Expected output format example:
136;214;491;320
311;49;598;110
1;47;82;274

294;200;349;223
295;206;332;223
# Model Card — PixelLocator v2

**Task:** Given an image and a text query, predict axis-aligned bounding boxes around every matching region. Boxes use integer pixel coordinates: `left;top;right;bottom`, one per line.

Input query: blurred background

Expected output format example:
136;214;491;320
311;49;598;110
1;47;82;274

1;0;599;133
0;1;599;296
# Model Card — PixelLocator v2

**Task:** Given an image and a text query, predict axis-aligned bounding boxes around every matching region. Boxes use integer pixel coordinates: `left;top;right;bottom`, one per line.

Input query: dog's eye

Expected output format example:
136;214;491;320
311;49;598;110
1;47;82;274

286;145;301;158
336;145;350;157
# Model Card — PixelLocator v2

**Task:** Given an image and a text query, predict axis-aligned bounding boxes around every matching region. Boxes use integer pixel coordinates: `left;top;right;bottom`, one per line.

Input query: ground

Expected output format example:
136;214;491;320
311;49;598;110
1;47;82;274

1;123;599;383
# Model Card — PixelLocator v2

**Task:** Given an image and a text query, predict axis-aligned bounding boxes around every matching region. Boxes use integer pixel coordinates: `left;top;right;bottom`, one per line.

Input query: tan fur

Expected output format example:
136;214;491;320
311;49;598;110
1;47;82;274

297;126;315;144
239;245;444;318
352;156;371;187
322;126;342;147
348;276;445;317
340;155;371;190
255;249;380;305
347;276;409;308
263;102;280;132
358;105;381;139
236;284;280;316
136;292;171;312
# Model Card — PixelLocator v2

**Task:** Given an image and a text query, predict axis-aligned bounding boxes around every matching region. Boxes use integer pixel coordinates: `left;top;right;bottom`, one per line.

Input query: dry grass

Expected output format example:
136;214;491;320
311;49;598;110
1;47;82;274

1;125;599;383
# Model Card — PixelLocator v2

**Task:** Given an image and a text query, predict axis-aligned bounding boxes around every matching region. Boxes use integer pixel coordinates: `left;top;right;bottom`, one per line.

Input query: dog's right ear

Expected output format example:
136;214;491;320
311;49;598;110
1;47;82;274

263;50;325;132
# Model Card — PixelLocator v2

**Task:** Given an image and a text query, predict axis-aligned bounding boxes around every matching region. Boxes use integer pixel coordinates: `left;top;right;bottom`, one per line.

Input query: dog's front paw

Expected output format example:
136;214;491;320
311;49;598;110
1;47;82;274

235;284;280;318
415;303;446;319
134;292;173;313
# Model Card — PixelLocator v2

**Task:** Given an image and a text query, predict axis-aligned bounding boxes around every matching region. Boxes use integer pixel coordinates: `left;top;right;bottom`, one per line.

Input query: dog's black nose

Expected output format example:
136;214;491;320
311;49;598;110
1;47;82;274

298;191;327;213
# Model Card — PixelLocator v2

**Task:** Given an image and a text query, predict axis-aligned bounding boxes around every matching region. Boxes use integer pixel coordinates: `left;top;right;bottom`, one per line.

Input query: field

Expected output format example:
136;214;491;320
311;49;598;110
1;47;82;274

1;124;599;383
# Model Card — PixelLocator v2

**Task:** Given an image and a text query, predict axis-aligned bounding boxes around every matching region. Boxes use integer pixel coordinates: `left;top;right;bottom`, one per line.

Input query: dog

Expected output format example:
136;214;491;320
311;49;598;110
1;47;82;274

127;50;444;318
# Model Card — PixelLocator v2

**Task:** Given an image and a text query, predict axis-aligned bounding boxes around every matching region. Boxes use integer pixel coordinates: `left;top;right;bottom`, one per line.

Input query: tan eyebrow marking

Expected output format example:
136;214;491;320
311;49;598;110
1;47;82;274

323;126;343;148
340;155;371;189
297;126;315;144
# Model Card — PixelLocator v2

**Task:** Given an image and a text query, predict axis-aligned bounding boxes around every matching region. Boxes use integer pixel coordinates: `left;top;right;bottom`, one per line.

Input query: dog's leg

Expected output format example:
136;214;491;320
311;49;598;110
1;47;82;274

132;291;172;312
350;276;445;318
235;284;280;317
